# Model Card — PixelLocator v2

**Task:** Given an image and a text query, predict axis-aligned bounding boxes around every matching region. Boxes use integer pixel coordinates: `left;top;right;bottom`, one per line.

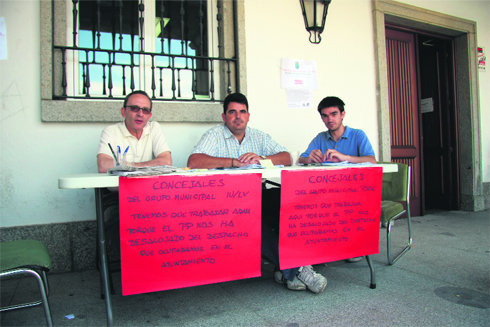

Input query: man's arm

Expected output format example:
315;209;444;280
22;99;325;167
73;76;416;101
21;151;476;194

267;151;292;166
97;153;116;173
298;149;324;164
325;149;376;163
187;153;234;169
97;151;172;173
132;151;172;168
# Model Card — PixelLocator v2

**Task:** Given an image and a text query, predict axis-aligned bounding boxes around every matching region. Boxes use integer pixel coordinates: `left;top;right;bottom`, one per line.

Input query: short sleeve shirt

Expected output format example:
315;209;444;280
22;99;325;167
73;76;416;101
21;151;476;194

97;121;170;163
300;126;375;159
191;124;287;158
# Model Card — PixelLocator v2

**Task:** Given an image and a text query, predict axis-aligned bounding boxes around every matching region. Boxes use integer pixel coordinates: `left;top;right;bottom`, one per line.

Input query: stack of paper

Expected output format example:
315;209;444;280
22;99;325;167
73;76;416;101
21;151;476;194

108;165;177;176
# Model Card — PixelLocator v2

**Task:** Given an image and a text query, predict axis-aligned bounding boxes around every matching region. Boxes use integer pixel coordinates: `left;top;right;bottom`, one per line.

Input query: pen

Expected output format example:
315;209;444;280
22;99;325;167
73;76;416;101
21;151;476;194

108;143;119;165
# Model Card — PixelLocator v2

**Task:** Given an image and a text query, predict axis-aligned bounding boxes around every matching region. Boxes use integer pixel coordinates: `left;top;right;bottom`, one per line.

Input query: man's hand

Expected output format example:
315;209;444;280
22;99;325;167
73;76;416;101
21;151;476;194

307;149;325;163
324;149;346;162
237;152;261;165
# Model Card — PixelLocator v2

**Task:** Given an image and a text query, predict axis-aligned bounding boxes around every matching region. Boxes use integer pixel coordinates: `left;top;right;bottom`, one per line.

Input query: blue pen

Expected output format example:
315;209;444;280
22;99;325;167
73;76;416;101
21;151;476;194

117;146;121;166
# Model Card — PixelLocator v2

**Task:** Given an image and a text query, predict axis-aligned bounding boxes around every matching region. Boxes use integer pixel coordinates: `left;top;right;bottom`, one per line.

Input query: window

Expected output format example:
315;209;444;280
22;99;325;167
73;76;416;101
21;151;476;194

41;0;246;122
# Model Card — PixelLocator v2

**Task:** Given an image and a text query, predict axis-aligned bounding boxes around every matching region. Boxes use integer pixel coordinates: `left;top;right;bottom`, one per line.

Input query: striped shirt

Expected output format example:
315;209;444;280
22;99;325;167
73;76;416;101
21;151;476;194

191;124;287;158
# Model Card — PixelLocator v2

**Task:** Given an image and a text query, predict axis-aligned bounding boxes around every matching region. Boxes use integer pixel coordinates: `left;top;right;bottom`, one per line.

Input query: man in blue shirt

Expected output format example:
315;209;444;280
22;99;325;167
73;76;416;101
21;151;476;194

299;96;376;263
188;93;328;294
298;96;376;164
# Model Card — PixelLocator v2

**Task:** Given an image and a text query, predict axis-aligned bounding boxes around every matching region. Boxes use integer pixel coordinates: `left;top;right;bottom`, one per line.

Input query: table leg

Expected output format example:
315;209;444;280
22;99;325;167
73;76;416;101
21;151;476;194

95;188;114;326
365;255;376;289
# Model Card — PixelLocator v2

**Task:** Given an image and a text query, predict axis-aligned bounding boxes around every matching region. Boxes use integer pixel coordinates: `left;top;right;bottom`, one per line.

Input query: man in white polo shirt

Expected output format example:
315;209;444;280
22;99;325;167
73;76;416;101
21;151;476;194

96;90;172;267
97;90;172;173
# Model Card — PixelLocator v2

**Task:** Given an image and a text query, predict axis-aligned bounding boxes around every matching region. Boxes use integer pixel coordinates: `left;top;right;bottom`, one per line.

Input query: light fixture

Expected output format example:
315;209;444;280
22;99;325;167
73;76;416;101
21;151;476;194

299;0;332;44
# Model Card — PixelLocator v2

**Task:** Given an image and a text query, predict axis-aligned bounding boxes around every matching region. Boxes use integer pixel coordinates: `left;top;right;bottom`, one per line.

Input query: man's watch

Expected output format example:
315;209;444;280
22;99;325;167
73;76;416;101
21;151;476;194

260;155;267;160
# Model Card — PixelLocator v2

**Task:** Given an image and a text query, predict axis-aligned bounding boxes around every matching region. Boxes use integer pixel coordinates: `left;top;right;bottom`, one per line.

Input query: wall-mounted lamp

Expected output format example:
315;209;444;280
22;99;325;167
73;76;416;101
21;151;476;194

299;0;332;44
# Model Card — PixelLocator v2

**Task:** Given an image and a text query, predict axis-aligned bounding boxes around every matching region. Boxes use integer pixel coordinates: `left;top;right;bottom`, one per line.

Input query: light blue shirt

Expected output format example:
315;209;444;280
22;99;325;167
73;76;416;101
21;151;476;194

191;124;288;157
300;126;375;159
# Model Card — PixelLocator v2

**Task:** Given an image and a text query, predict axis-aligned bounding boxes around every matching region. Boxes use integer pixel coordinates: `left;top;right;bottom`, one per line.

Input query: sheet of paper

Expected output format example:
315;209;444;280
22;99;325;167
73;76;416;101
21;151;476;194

285;88;314;108
119;173;262;296
281;58;317;89
278;167;383;269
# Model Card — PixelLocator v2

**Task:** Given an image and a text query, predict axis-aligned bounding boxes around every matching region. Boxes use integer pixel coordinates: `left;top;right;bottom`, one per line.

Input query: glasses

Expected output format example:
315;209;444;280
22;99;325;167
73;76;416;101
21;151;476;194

126;105;152;115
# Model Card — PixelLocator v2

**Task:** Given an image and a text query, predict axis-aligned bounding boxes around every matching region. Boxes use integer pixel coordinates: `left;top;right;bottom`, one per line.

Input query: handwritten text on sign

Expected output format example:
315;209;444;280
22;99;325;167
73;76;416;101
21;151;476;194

278;167;382;269
119;173;262;296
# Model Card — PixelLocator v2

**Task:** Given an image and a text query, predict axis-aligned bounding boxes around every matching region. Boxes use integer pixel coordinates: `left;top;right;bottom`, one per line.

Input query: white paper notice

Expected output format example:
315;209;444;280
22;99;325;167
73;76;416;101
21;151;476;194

0;17;7;60
281;58;317;108
286;89;314;109
281;58;317;90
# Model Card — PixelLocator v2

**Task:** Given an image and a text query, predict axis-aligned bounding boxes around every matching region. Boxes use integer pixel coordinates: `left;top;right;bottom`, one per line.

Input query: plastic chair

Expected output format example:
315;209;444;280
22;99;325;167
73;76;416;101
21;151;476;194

380;162;413;265
0;239;53;327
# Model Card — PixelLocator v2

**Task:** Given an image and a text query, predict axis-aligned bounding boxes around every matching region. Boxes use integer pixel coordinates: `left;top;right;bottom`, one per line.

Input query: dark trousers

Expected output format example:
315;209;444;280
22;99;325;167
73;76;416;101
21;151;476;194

261;186;300;280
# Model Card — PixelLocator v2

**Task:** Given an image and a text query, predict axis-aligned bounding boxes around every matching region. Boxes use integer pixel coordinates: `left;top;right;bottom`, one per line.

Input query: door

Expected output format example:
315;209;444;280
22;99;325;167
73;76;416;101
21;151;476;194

385;28;422;216
418;35;460;210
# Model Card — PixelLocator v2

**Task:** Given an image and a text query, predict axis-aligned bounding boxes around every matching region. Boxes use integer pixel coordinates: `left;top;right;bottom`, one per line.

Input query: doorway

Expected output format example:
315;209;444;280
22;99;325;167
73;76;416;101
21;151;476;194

418;34;460;211
373;0;482;212
385;27;460;216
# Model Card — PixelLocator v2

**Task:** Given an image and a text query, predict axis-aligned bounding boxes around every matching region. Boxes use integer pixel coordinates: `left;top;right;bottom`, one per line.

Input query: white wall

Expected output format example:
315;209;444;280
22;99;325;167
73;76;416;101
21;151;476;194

243;0;381;158
0;0;488;228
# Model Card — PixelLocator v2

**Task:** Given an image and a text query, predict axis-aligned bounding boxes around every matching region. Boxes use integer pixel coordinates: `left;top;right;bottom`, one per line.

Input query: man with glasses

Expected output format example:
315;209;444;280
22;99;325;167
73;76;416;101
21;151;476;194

97;90;172;173
96;90;173;269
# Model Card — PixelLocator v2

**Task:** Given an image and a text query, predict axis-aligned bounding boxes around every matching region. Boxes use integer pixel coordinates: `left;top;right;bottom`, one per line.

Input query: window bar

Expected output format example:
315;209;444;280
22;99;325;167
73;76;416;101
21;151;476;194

216;0;223;56
159;1;166;55
159;67;163;97
96;0;101;50
138;0;145;51
151;54;156;98
180;0;185;56
111;1;116;51
108;51;114;98
209;59;215;100
102;63;107;95
130;54;135;93
72;0;78;47
61;49;67;96
177;68;181;98
81;62;86;95
118;0;123;51
122;64;127;95
171;57;176;99
192;58;197;100
226;60;232;94
84;50;91;97
199;0;204;56
167;7;172;55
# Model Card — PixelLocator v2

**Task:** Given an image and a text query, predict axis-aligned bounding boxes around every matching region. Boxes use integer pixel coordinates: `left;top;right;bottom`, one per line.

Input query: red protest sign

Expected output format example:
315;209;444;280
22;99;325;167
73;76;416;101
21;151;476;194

278;167;382;270
118;173;262;296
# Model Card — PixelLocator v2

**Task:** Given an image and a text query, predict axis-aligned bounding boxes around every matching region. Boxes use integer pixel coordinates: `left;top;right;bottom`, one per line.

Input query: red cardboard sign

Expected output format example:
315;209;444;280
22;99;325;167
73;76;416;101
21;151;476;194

278;167;382;269
118;173;262;296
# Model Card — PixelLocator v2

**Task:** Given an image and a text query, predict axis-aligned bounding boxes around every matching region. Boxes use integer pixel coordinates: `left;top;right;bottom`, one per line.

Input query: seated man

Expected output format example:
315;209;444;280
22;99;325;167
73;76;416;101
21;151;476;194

298;96;376;165
97;90;172;173
299;96;376;263
188;92;327;294
96;90;173;265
